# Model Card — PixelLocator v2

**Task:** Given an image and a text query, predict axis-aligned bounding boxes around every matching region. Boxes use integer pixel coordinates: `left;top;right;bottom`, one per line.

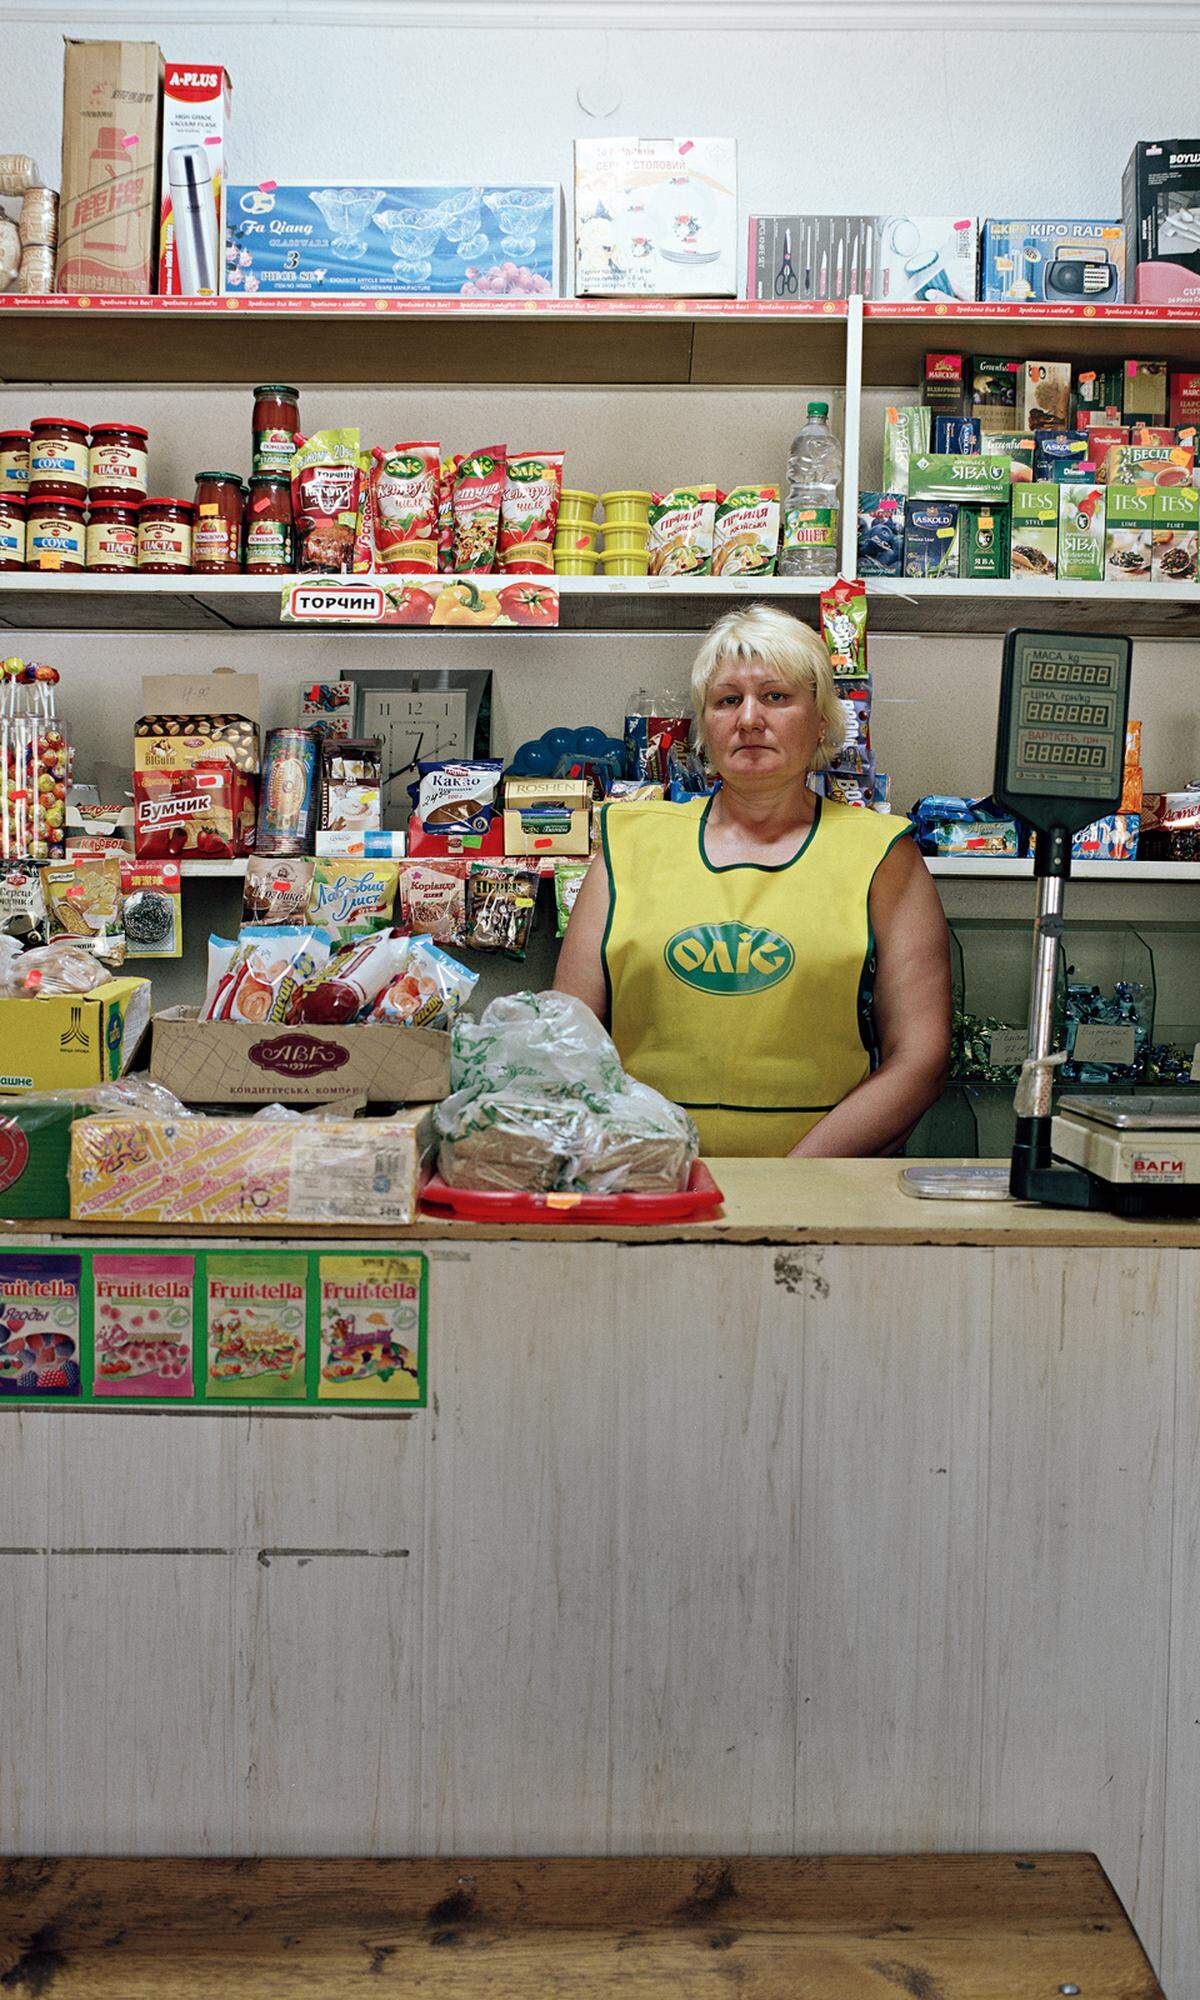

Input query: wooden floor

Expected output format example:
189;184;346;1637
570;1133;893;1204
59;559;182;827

0;1854;1162;1997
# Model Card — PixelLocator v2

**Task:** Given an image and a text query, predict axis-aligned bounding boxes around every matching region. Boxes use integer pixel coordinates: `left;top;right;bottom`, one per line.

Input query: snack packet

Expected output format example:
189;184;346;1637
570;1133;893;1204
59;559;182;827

371;442;440;571
466;862;538;957
120;859;181;958
243;854;315;927
820;577;869;679
834;686;872;773
202;925;331;1024
712;485;780;575
554;860;589;938
133;763;240;860
412;760;504;836
0;859;49;946
371;935;478;1029
305;858;399;942
437;454;460;570
295;929;410;1024
290;427;363;572
647;486;718;576
395;858;469;945
0;939;110;998
452;447;507;571
498;452;564;572
45;854;125;966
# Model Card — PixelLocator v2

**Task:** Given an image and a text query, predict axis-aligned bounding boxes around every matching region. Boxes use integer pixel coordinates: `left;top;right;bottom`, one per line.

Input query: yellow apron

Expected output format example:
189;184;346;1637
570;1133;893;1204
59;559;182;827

601;794;913;1156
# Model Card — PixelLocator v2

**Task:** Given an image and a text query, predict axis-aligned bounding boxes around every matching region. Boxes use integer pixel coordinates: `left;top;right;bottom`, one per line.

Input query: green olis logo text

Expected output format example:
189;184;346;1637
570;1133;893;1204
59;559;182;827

664;923;795;994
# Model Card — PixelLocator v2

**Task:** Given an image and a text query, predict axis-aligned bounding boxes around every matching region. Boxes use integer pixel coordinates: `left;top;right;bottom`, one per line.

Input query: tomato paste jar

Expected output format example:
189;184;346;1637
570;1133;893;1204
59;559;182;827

28;417;90;500
0;494;25;570
89;423;149;503
138;497;194;573
252;385;300;475
244;473;294;573
87;502;140;573
0;431;30;496
192;471;244;574
27;496;85;571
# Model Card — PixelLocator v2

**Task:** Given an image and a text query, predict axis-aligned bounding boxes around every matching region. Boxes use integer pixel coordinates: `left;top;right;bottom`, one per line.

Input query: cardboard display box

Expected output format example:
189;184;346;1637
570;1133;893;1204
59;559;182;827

575;138;737;297
0;979;151;1097
0;1100;94;1218
502;778;591;858
57;38;163;294
151;1009;450;1106
1123;140;1200;305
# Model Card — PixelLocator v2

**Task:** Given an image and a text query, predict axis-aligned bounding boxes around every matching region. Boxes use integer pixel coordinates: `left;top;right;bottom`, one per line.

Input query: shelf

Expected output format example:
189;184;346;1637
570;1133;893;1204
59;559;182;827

866;577;1200;638
927;858;1200;881
178;858;247;878
862;301;1200;382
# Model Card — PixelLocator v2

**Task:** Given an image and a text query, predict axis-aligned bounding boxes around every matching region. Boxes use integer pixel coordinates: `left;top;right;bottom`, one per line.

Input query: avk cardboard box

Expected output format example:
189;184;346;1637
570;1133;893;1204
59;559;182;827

57;38;162;294
151;1009;450;1106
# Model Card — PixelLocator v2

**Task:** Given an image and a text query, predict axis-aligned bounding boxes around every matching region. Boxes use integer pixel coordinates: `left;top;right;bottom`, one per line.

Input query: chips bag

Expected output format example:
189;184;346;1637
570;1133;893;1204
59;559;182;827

498;452;564;572
452;447;507;571
371;442;440;572
820;576;869;679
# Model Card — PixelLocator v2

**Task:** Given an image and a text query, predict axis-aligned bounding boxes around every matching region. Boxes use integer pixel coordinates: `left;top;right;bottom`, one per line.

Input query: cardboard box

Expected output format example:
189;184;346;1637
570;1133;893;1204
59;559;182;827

57;38;162;294
151;1008;450;1106
980;431;1036;482
0;978;151;1096
1105;484;1154;580
960;504;1010;580
1123;141;1200;305
135;670;260;858
856;494;905;576
0;1100;94;1219
971;356;1020;434
903;501;958;578
70;1104;434;1226
1075;366;1123;422
1033;430;1089;482
1105;442;1194;487
502;777;591;858
1124;359;1169;423
226;182;562;296
1058;484;1106;581
1170;372;1200;427
1010;483;1058;576
575;138;736;297
882;405;931;494
158;62;232;296
872;216;978;301
746;214;874;301
922;353;966;416
1152;485;1199;581
907;454;1009;503
1019;361;1072;432
1075;425;1129;480
931;415;980;455
980;218;1124;303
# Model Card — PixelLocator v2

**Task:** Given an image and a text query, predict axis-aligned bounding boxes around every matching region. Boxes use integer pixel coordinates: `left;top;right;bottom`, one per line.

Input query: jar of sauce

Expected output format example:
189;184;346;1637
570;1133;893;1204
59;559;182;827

138;497;194;573
192;471;244;574
0;430;30;496
27;496;85;571
28;417;90;501
87;501;140;573
244;473;294;573
89;423;149;503
252;384;300;475
0;494;25;571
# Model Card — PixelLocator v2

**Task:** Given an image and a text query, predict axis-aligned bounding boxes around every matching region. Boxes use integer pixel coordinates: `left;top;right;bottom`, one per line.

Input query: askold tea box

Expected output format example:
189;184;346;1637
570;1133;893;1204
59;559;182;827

1058;483;1106;581
57;39;163;294
1152;485;1199;581
158;62;232;296
903;501;958;578
960;503;1011;580
1105;484;1154;580
0;1252;82;1398
317;1252;424;1405
204;1251;307;1401
92;1251;195;1398
1010;483;1058;577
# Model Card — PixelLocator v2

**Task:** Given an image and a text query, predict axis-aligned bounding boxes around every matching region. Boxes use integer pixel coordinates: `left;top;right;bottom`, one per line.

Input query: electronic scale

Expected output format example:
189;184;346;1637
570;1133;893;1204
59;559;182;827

903;628;1200;1216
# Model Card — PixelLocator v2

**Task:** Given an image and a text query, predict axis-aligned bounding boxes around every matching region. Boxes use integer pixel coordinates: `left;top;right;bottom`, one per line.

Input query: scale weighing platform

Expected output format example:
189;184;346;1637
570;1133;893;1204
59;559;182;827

904;628;1200;1217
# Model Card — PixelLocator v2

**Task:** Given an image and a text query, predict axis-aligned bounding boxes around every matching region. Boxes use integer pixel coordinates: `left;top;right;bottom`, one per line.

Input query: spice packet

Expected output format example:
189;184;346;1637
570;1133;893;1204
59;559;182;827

452;446;507;571
296;930;410;1024
45;853;125;966
120;859;181;958
290;427;363;572
554;860;589;938
712;485;780;575
820;577;868;678
466;862;538;957
243;854;315;927
371;442;440;571
498;451;563;572
395;858;469;946
306;858;399;942
202;925;332;1024
647;486;717;575
371;935;478;1029
0;859;49;945
412;759;504;835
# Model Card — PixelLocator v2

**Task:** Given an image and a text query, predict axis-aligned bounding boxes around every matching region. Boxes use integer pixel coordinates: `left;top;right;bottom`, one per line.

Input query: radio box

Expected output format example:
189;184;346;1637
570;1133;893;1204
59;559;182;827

57;39;163;293
1123;141;1200;305
980;219;1124;304
158;62;232;296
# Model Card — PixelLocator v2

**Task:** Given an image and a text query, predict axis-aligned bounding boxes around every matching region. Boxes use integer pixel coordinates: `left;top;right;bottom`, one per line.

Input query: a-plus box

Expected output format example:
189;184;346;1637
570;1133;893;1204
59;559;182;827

158;62;232;296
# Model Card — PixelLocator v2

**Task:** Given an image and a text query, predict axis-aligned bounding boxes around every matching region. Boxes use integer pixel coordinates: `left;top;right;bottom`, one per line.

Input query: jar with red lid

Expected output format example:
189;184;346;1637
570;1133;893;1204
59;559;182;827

244;473;294;573
138;497;194;573
193;471;244;574
27;496;85;571
0;431;30;497
87;502;140;574
28;417;90;501
0;494;25;571
89;423;149;503
252;385;300;475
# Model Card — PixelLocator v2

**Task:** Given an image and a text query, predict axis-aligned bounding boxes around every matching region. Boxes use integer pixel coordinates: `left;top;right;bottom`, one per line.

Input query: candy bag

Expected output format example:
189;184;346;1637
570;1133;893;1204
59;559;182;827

371;935;478;1029
820;576;868;679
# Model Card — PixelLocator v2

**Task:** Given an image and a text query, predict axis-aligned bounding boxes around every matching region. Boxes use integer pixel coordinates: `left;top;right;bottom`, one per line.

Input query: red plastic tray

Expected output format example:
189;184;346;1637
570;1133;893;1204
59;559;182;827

420;1160;724;1224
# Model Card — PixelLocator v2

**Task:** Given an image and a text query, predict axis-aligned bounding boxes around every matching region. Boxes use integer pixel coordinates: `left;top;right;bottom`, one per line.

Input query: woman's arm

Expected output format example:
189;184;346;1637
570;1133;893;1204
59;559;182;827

792;835;950;1158
552;854;610;1023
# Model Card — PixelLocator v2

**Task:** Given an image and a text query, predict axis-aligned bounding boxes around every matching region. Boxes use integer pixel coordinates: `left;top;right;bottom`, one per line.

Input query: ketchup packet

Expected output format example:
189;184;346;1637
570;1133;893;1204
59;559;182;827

295;929;409;1025
291;427;363;573
372;442;440;571
820;577;869;679
498;452;564;572
438;454;460;570
202;925;331;1024
452;446;507;571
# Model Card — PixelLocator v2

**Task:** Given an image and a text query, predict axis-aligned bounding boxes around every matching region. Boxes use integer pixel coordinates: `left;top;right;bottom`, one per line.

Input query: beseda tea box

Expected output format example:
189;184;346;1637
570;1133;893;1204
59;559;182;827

204;1251;307;1399
92;1252;195;1398
318;1253;423;1404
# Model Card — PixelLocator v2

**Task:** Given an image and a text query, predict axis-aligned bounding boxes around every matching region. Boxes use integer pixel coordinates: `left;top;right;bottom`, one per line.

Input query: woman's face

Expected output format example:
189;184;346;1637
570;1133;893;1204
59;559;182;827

702;653;823;786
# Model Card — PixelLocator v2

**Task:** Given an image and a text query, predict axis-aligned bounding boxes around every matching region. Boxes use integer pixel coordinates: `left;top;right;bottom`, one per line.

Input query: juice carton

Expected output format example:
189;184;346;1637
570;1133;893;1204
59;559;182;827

1010;483;1058;576
1105;484;1154;580
903;501;958;578
1152;485;1200;581
1058;483;1106;581
960;504;1011;580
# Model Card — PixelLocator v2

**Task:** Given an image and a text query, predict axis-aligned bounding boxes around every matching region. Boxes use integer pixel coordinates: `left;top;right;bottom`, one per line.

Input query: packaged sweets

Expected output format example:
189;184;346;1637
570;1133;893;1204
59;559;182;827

306;858;399;941
290;428;363;572
820;578;868;679
498;452;563;572
92;1252;195;1400
452;447;506;571
133;764;239;859
319;737;382;835
834;686;872;772
396;858;469;945
353;451;375;572
243;854;315;927
712;486;780;575
371;442;440;571
412;759;504;836
554;860;589;937
466;863;538;957
371;935;478;1029
120;860;182;958
296;930;410;1024
45;854;125;966
202;925;331;1024
257;727;319;856
647;486;717;576
0;859;48;945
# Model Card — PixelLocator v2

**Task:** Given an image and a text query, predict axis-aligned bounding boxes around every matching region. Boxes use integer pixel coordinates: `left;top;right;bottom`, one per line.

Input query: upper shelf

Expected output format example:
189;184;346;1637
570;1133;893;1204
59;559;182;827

4;296;1200;388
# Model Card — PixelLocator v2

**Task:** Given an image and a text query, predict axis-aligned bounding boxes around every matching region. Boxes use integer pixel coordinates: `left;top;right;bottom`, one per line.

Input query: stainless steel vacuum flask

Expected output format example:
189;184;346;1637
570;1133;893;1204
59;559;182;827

168;145;218;296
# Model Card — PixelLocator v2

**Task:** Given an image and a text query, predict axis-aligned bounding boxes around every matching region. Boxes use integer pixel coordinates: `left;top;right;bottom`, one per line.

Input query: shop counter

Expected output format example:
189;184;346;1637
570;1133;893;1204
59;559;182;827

1;1157;1195;1993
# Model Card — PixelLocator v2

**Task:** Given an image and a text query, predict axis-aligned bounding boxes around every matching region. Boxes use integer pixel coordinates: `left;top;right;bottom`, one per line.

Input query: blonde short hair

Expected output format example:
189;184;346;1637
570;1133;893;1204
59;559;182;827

689;604;845;772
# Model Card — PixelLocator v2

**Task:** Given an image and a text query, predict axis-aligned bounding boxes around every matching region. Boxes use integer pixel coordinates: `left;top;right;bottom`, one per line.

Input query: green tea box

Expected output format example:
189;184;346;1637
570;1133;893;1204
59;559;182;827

1152;484;1199;582
907;453;1010;503
1058;483;1106;582
1105;483;1153;581
1010;483;1058;577
960;503;1011;580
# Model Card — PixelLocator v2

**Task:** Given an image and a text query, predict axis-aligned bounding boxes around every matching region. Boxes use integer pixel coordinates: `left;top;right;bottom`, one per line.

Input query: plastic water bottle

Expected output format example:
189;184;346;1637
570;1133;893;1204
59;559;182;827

781;400;840;578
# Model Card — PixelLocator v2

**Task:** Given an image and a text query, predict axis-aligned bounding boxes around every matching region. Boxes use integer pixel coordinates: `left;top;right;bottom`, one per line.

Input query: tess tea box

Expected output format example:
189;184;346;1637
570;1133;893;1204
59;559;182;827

1105;484;1154;580
157;63;232;296
1010;483;1058;576
1152;486;1200;581
1058;483;1106;581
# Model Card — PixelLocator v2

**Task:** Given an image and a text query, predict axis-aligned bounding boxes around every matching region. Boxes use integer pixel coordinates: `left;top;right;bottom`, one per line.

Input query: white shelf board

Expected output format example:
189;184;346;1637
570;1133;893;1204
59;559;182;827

926;857;1200;881
178;859;248;878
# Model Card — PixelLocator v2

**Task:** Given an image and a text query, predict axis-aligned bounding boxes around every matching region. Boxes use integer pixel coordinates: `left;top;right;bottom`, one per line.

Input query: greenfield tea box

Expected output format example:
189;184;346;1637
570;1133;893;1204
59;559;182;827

1010;483;1058;576
981;431;1036;482
1105;483;1153;580
907;454;1010;502
971;356;1020;434
882;405;930;494
960;503;1011;580
1152;484;1199;581
1058;483;1106;581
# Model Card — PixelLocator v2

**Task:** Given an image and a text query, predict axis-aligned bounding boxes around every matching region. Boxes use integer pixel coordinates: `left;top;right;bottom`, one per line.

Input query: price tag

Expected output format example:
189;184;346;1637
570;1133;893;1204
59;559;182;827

987;1027;1027;1066
1072;1023;1137;1066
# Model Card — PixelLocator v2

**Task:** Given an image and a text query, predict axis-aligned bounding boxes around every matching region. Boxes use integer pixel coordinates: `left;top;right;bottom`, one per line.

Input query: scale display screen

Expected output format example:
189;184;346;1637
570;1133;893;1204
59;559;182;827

994;630;1132;836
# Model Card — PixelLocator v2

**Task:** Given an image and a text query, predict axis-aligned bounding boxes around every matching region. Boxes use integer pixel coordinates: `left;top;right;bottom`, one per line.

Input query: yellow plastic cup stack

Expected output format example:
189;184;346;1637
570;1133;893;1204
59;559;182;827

555;490;601;574
601;489;653;526
599;490;651;575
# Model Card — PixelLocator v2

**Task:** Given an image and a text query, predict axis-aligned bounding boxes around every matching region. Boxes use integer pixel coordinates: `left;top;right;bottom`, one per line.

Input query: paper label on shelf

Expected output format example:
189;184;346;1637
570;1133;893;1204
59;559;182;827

1071;1023;1136;1066
987;1028;1027;1066
281;575;558;628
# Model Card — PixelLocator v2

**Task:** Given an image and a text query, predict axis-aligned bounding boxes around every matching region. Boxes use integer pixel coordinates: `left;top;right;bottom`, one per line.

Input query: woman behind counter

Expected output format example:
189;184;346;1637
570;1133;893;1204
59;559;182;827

555;605;950;1158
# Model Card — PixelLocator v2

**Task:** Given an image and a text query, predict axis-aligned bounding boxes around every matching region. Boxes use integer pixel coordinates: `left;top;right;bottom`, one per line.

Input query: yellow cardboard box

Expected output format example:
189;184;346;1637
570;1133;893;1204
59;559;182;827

0;978;152;1096
502;777;591;857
